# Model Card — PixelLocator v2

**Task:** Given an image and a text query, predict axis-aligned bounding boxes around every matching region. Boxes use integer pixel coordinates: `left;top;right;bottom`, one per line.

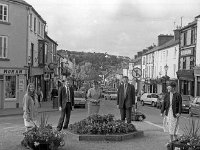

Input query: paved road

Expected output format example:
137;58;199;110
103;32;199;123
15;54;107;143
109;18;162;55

0;99;199;150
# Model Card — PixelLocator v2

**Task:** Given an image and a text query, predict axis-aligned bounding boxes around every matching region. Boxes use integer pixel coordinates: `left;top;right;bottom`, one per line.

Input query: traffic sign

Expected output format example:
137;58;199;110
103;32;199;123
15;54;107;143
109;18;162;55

132;67;142;79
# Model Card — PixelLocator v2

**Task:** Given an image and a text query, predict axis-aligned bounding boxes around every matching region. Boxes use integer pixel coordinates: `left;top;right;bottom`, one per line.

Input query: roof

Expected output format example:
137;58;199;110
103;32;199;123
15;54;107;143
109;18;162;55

9;0;31;6
144;39;179;55
45;33;58;45
180;20;197;31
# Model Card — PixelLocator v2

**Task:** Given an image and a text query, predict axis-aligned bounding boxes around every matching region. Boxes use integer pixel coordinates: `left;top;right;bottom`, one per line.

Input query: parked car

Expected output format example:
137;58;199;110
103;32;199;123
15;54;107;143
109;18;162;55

140;93;159;107
74;91;86;108
189;96;200;116
104;91;117;100
181;95;193;113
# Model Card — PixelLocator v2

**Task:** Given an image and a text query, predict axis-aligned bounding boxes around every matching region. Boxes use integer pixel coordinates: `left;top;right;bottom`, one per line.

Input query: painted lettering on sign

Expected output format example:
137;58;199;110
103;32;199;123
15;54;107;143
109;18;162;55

0;69;25;74
181;48;193;56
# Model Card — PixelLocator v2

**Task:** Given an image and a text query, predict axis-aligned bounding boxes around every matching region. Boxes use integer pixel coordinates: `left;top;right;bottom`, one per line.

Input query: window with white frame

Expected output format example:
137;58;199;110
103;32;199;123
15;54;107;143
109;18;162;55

34;17;36;33
0;36;8;58
0;4;8;22
41;24;44;37
38;21;41;35
5;76;16;99
29;13;32;29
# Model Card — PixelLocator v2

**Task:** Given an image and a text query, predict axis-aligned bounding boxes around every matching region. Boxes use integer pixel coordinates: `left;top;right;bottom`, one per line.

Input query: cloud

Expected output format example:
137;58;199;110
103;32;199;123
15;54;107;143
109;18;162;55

26;0;200;57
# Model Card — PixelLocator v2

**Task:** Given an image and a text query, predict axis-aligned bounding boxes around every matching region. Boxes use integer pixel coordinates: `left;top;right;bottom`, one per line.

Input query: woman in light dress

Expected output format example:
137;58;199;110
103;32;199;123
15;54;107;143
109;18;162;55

161;82;182;144
87;81;102;116
23;83;39;130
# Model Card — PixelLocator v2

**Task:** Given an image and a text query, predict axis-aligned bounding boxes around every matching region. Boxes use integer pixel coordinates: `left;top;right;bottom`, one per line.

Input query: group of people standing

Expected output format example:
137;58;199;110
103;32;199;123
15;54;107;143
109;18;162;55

22;75;182;146
22;76;136;131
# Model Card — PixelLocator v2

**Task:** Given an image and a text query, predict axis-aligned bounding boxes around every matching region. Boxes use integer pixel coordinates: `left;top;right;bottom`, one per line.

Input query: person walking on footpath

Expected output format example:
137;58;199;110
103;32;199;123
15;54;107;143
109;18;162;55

161;82;182;145
57;77;74;131
23;83;39;131
87;80;102;116
117;76;135;124
37;86;43;107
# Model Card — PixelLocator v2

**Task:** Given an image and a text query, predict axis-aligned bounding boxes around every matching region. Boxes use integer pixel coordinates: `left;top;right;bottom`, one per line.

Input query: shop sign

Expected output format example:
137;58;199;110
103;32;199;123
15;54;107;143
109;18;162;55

0;69;25;74
194;67;200;76
180;48;193;56
19;79;25;92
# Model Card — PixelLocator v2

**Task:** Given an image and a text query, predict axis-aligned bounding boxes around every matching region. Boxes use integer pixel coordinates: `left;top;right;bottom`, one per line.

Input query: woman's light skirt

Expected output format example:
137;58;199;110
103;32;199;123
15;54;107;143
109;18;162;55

88;102;100;116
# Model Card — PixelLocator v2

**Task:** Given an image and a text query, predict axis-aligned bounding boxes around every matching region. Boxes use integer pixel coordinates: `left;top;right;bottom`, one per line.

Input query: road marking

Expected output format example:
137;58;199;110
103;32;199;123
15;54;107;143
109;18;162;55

144;121;163;129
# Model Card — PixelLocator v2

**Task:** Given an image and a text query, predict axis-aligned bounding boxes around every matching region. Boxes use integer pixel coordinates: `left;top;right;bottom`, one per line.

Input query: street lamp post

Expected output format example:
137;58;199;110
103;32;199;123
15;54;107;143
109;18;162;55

164;64;169;93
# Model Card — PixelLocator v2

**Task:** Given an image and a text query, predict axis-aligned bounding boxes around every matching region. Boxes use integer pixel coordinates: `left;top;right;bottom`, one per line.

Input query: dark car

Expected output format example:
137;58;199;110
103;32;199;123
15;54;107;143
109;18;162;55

181;95;193;113
74;91;86;108
189;97;200;117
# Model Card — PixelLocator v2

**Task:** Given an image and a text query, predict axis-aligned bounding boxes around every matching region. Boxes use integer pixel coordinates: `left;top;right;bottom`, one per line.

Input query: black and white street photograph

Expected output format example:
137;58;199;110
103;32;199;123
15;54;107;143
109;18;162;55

1;0;200;149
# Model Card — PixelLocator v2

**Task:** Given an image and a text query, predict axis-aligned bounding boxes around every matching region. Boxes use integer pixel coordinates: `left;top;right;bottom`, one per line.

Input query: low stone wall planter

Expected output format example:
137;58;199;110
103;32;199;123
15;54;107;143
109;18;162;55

66;130;144;141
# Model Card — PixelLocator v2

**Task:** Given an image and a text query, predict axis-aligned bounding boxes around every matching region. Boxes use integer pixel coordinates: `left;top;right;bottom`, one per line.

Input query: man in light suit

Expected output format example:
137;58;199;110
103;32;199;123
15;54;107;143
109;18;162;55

117;76;135;123
57;77;74;131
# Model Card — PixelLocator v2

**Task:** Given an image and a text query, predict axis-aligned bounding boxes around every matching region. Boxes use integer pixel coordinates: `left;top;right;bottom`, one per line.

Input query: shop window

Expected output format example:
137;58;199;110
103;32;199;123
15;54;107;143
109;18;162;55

190;56;195;69
182;57;186;69
5;76;16;99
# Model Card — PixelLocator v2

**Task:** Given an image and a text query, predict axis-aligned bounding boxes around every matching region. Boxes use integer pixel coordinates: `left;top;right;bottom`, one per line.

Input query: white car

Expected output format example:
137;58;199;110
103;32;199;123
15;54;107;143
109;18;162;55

104;91;117;100
140;93;159;107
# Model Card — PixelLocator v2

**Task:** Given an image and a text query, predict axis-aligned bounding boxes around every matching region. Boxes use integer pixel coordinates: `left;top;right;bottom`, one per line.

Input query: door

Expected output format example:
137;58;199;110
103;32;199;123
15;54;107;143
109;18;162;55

146;94;151;104
0;80;4;109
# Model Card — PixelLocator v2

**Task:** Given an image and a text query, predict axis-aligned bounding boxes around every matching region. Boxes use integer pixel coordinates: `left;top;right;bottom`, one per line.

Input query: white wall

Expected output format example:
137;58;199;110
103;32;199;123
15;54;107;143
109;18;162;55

154;44;179;79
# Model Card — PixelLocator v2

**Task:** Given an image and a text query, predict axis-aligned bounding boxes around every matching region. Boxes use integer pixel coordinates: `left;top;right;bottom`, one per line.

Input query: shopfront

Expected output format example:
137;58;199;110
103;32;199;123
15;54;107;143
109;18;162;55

177;70;194;96
194;66;200;96
0;68;27;109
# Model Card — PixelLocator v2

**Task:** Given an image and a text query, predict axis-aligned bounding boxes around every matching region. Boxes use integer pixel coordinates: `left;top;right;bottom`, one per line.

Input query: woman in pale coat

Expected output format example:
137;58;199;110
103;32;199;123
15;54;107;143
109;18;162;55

23;83;39;130
87;81;102;116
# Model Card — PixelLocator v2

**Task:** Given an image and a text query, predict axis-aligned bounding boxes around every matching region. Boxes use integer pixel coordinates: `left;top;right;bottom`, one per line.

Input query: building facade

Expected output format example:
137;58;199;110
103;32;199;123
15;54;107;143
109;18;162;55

0;0;56;108
177;16;200;96
0;0;30;108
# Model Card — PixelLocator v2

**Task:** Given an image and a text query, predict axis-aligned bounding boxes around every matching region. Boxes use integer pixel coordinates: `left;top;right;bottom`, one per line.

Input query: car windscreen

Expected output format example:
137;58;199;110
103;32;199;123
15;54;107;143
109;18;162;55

74;92;85;98
182;95;190;101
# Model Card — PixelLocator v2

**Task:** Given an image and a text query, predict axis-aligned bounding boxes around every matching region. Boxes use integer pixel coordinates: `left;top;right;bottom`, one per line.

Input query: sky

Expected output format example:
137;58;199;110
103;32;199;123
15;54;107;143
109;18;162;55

25;0;200;58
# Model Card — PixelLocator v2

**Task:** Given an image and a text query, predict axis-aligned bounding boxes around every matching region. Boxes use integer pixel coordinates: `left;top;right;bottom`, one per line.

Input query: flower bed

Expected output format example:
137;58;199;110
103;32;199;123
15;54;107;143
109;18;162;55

68;114;137;135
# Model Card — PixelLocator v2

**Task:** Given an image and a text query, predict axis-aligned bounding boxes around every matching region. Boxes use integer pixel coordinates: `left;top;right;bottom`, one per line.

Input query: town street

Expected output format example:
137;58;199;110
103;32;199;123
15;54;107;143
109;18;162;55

0;99;196;150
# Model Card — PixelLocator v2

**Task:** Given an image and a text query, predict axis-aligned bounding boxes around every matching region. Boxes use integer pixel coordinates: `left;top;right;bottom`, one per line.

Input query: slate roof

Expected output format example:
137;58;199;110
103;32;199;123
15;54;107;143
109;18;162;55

144;39;179;55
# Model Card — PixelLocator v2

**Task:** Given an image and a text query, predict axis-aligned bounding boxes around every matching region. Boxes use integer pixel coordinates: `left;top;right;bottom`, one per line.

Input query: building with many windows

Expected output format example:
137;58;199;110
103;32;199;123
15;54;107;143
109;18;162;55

177;15;200;96
0;0;56;108
141;34;178;94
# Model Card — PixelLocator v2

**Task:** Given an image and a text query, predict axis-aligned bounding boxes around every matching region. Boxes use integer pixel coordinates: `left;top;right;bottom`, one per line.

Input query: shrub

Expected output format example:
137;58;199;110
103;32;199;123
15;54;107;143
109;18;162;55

68;114;137;135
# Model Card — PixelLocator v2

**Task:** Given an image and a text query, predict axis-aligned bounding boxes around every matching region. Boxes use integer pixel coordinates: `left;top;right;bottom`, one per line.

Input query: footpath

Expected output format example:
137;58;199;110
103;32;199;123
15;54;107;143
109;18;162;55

0;101;58;117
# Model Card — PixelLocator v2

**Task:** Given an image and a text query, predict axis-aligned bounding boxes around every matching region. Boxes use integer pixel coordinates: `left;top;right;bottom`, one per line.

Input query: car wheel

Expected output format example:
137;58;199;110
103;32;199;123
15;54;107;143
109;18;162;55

141;101;144;106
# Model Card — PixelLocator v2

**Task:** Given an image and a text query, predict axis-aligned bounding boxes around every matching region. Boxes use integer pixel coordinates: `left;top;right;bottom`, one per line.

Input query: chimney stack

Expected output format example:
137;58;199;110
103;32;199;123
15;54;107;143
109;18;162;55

173;29;180;41
158;34;174;46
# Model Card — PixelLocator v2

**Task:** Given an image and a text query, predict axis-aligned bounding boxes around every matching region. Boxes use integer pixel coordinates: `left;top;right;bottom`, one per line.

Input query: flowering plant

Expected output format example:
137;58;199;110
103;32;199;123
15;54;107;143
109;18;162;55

169;118;200;150
68;114;137;135
22;113;64;150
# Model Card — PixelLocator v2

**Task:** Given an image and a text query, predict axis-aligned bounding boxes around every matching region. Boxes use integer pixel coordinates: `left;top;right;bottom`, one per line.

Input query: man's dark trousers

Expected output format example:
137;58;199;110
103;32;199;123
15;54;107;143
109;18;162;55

120;101;132;123
57;102;71;130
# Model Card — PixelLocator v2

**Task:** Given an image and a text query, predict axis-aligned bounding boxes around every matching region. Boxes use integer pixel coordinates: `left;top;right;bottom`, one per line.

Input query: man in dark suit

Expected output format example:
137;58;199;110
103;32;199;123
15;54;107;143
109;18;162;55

117;76;135;123
57;77;74;131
